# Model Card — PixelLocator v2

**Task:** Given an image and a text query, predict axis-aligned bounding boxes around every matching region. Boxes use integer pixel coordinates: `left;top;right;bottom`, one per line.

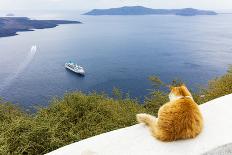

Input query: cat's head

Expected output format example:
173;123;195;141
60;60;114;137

169;84;192;101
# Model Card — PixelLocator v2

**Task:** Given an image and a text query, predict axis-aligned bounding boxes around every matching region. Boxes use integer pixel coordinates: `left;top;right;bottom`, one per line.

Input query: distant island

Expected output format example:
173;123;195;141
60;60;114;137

84;6;217;16
0;17;81;37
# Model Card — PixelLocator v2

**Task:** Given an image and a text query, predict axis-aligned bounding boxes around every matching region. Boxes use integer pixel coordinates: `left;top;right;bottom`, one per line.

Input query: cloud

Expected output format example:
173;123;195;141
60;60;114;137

0;0;231;10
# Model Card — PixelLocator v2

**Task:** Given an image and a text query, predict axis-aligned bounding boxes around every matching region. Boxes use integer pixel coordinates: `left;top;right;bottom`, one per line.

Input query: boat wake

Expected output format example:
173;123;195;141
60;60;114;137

0;45;37;94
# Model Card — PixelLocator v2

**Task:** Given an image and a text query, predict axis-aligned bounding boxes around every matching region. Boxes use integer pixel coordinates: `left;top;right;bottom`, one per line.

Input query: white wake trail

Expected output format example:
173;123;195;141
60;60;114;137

0;45;37;94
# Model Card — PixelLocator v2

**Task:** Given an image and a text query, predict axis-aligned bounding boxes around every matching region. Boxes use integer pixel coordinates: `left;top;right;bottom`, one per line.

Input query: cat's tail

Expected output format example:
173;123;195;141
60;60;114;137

136;113;156;127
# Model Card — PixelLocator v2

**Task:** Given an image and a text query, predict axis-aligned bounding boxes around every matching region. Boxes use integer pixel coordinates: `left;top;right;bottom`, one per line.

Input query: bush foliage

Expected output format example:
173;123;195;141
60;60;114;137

1;68;232;155
197;66;232;104
0;93;146;155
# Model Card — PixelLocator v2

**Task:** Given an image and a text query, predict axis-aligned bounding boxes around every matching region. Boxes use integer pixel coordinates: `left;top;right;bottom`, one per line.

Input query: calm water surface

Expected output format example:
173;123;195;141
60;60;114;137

0;11;232;107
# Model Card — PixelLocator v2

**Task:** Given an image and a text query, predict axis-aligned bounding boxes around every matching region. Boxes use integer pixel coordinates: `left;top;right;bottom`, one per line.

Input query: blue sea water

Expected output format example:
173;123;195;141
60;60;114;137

0;11;232;107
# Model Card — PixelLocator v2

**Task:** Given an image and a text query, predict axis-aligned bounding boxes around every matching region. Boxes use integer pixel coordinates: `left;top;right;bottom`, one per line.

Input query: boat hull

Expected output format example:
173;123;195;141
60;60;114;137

65;64;85;75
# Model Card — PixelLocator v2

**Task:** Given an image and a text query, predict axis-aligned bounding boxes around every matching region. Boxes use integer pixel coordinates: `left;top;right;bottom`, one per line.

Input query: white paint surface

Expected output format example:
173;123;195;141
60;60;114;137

47;94;232;155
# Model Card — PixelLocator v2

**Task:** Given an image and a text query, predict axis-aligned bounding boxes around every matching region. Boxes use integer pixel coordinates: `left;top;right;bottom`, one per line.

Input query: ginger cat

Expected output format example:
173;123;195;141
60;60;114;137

137;84;203;142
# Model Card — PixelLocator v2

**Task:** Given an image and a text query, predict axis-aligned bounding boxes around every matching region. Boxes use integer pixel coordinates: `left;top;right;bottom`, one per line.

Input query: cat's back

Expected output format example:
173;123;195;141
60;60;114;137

177;98;203;138
160;97;200;115
175;97;200;113
158;97;203;140
166;97;202;121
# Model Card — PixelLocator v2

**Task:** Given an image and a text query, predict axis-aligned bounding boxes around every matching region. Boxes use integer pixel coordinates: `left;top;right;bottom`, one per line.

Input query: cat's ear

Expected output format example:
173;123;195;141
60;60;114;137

180;84;188;91
180;84;192;96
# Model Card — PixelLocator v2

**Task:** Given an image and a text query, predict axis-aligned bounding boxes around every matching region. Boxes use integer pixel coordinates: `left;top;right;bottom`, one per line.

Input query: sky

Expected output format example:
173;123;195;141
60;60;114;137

0;0;232;11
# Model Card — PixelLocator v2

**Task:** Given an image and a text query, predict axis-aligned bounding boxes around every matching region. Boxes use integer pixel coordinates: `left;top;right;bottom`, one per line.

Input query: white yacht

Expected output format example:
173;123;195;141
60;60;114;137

65;61;85;75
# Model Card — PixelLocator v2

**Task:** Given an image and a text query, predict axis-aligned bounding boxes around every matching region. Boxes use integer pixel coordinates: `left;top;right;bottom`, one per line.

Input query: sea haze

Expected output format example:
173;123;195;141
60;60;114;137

0;11;232;107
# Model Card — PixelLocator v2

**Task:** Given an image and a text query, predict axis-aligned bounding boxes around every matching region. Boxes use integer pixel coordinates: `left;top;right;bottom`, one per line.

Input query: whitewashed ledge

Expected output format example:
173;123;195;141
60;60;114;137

46;94;232;155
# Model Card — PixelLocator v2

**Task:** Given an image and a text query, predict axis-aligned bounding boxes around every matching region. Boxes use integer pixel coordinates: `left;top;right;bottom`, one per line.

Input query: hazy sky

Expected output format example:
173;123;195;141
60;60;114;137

0;0;232;11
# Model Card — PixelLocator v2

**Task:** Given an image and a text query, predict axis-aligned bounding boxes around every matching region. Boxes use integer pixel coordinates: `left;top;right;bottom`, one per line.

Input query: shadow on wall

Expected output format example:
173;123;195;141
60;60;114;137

203;143;232;155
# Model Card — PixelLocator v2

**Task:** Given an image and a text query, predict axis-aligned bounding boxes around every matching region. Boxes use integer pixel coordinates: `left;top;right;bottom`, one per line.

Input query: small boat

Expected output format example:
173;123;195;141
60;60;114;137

65;61;85;75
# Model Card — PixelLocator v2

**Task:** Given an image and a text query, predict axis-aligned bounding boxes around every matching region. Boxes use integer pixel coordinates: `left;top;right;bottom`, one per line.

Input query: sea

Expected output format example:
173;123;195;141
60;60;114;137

0;10;232;107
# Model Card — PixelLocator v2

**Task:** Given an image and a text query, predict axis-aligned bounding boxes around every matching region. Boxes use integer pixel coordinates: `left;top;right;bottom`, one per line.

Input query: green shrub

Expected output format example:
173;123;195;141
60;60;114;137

0;92;146;155
1;68;232;154
196;66;232;104
144;91;168;116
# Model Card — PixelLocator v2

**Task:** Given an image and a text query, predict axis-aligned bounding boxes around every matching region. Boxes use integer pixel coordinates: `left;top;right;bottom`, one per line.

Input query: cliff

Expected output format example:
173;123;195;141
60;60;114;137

0;17;81;37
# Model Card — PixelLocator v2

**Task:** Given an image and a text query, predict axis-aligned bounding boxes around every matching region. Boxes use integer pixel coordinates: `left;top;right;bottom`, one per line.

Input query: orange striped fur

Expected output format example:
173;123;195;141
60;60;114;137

137;84;203;142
